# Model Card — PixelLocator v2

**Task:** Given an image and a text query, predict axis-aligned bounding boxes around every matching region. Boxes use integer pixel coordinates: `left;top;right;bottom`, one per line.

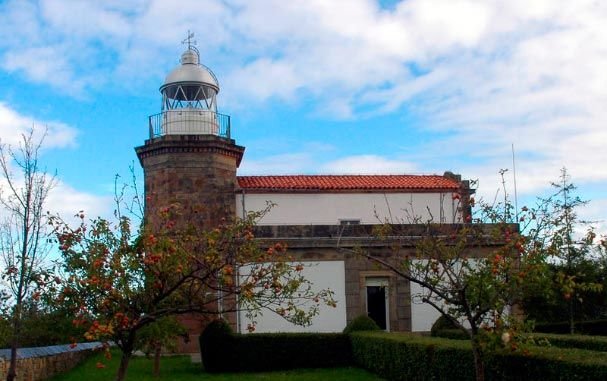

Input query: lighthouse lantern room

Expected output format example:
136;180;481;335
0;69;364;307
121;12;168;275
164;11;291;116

148;31;230;139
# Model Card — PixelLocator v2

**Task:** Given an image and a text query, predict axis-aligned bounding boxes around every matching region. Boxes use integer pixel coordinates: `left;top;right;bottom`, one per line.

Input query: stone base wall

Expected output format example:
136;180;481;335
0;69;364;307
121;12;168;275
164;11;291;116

0;345;96;381
284;246;413;332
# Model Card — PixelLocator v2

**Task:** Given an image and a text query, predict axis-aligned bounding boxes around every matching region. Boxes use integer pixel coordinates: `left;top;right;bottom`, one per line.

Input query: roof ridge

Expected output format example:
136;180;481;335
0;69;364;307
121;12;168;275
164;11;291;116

237;174;460;191
237;174;444;177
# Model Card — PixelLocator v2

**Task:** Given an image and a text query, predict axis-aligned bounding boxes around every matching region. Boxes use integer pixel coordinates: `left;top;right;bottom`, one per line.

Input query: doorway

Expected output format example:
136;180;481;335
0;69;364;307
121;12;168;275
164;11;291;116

366;278;389;330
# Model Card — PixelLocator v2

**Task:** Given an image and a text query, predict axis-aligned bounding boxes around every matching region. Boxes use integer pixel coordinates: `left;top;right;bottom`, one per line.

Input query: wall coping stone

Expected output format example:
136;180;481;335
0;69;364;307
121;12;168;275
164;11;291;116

0;342;101;360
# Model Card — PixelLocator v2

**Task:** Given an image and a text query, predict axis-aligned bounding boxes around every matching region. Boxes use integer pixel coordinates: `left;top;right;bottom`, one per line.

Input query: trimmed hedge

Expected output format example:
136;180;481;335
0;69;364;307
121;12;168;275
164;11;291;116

200;319;607;378
435;329;607;352
351;332;475;381
534;319;607;335
432;329;607;352
530;333;607;352
351;331;607;381
200;321;352;372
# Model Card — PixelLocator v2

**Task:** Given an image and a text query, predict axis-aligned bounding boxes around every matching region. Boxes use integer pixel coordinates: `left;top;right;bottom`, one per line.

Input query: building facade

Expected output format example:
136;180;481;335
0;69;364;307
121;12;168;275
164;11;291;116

136;44;474;351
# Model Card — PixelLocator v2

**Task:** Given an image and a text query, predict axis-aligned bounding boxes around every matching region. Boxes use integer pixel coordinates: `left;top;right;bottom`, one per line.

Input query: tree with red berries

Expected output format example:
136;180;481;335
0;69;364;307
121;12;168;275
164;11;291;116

52;202;334;381
0;129;55;381
342;175;547;381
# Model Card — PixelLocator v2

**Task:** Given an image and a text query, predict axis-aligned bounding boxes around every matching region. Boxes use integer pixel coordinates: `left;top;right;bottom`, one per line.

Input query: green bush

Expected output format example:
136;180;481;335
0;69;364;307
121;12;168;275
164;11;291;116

351;331;607;381
430;315;458;337
199;319;235;373
343;315;381;334
1;311;88;349
432;328;469;340
200;322;352;373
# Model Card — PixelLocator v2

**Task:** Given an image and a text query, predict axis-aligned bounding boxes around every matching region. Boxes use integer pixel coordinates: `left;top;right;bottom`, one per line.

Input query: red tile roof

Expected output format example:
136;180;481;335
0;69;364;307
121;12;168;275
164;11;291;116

237;175;460;192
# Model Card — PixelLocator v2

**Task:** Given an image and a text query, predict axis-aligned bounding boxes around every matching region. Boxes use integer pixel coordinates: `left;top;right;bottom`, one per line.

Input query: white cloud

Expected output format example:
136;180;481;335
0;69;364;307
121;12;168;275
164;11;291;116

320;155;417;174
583;198;607;237
40;0;134;40
0;102;111;221
0;103;77;149
0;104;112;222
0;175;114;233
239;152;315;175
395;0;490;54
239;152;417;176
0;0;606;208
2;45;94;96
46;181;114;220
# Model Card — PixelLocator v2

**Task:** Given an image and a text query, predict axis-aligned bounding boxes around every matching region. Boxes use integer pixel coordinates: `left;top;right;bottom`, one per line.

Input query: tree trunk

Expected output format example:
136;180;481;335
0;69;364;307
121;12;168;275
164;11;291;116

471;340;486;381
115;351;132;381
153;342;161;377
569;297;575;334
6;344;17;381
6;306;22;381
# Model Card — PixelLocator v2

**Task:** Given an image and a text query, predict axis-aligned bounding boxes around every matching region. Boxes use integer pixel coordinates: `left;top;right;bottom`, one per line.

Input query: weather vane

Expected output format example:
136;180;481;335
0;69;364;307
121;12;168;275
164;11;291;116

182;30;196;50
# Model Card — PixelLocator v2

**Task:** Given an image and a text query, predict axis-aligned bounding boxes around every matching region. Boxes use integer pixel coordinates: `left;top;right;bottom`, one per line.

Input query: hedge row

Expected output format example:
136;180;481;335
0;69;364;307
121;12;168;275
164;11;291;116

200;321;352;372
351;332;475;381
530;333;607;352
351;331;607;381
200;319;607;378
432;329;607;352
534;319;607;335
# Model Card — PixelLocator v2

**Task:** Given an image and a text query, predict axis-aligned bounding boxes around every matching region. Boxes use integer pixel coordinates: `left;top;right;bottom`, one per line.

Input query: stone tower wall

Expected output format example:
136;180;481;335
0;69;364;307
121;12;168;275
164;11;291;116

136;134;244;230
136;134;244;353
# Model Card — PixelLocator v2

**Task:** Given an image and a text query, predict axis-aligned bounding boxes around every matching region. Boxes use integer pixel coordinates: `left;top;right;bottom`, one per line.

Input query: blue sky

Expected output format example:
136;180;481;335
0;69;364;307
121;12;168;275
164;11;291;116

0;0;605;230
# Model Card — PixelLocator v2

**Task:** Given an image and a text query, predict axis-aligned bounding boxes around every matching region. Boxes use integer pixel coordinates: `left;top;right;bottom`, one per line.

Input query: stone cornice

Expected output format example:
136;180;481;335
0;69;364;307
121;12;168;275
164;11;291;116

135;135;245;167
252;223;518;249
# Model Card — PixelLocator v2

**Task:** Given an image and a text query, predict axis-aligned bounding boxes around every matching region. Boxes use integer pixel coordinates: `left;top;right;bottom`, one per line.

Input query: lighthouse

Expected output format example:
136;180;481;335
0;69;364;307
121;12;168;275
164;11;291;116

136;34;245;231
135;34;245;352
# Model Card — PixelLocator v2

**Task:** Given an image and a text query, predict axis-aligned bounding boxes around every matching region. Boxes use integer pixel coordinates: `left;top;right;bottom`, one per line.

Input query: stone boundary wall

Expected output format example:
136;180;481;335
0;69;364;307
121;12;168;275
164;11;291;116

0;342;100;381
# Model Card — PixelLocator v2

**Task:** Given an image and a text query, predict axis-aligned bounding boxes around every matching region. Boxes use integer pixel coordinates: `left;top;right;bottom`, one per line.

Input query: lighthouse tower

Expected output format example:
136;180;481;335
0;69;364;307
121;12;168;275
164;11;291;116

135;34;244;352
136;34;244;231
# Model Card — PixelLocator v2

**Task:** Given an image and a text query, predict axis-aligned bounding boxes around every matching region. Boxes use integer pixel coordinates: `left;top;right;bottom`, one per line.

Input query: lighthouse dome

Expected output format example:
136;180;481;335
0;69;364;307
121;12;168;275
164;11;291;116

160;48;219;100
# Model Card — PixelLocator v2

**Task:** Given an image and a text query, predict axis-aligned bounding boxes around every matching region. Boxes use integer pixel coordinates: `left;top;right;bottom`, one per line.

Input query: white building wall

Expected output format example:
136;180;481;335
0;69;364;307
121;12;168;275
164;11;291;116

410;280;442;332
238;261;347;333
236;192;460;225
410;259;475;332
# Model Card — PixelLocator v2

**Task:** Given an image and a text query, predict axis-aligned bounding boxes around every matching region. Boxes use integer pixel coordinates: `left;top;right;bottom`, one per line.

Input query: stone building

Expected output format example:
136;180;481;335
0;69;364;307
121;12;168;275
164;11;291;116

136;43;474;351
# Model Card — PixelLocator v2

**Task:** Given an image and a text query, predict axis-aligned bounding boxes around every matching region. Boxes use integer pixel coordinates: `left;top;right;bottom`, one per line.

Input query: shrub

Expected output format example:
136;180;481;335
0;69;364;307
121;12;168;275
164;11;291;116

351;331;607;381
432;328;469;340
343;315;381;334
430;315;459;337
0;308;87;348
199;319;235;373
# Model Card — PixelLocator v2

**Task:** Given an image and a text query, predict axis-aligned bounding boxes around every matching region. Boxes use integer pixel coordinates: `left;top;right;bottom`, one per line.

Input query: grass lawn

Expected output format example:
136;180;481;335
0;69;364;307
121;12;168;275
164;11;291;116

50;350;384;381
